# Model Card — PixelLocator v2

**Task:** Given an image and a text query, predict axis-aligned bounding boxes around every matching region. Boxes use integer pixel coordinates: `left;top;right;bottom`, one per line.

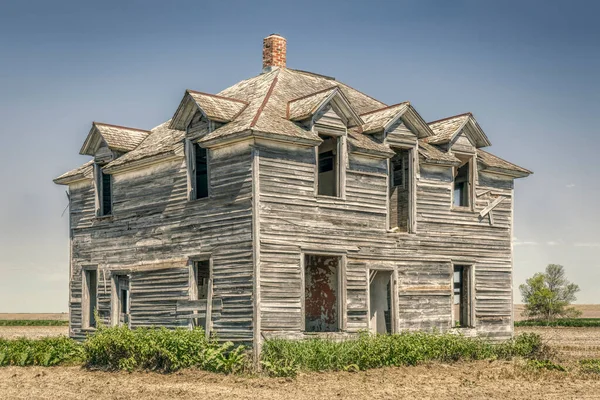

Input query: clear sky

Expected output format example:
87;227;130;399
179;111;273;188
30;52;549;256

0;0;598;312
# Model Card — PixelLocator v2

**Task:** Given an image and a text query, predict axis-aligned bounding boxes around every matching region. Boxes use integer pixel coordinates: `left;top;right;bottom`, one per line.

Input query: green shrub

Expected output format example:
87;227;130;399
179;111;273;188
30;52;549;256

515;318;600;327
0;320;69;326
580;359;600;374
526;359;566;372
83;325;247;373
0;337;83;366
261;332;545;376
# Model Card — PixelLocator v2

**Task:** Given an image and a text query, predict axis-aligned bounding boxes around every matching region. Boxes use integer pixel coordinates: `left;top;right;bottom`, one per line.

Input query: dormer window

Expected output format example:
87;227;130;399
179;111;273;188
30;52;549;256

94;163;112;216
317;134;341;197
453;154;475;209
186;140;209;200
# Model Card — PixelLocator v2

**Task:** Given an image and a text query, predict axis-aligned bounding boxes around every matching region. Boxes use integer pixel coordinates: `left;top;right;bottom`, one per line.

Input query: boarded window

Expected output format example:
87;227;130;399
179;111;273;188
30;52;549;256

195;144;209;199
453;161;471;207
304;255;340;332
82;269;97;328
317;135;339;197
389;148;411;231
453;265;473;327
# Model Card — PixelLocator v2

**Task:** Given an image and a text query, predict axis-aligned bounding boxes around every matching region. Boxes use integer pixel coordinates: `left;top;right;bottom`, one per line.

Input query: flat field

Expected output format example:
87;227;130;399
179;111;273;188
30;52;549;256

1;315;600;399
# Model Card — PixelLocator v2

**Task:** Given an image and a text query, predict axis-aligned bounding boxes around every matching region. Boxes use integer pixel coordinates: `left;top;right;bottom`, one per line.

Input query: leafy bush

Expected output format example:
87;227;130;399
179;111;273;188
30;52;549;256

84;325;247;373
0;320;69;326
580;359;600;374
261;332;544;376
515;318;600;327
0;337;83;366
526;359;566;372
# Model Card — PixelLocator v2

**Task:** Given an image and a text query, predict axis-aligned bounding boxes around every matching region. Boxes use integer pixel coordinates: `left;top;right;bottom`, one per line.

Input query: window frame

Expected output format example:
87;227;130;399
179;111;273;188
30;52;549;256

451;152;476;211
451;263;476;328
189;255;213;337
314;131;346;199
94;163;113;217
111;273;130;327
185;139;211;201
366;267;399;334
300;252;347;333
81;266;98;330
387;146;417;233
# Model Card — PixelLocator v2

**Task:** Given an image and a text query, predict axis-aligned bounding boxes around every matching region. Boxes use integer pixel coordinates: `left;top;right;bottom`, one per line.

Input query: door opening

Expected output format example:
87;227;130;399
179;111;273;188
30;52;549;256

369;270;393;334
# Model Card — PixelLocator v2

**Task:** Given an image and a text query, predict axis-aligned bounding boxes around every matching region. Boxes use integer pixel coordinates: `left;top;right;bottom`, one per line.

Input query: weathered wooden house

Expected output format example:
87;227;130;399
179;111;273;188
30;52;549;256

54;34;531;356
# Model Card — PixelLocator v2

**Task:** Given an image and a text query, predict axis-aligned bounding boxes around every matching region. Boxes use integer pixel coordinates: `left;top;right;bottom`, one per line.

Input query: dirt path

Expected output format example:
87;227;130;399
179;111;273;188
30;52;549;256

1;361;599;400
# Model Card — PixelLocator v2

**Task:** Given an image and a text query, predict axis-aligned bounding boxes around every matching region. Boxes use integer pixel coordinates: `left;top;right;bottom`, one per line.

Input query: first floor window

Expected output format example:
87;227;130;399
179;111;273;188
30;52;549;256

317;134;340;197
82;269;97;328
453;265;473;327
113;275;130;326
304;254;341;332
192;260;211;331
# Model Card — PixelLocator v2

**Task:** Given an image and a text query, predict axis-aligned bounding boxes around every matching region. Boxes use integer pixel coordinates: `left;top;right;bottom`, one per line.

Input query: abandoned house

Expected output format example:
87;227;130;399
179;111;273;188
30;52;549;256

54;34;531;355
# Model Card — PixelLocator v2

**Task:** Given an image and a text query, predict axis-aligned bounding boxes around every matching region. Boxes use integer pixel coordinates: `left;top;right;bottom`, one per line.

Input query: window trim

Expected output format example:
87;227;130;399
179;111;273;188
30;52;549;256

81;266;98;329
387;145;417;233
300;252;347;333
185;139;211;201
314;131;346;200
189;255;213;337
451;263;476;328
451;152;477;212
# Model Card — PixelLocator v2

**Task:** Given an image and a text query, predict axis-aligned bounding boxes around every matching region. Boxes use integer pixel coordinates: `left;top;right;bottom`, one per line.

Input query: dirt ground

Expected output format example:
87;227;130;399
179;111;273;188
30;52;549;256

513;304;600;321
0;313;68;321
0;326;68;340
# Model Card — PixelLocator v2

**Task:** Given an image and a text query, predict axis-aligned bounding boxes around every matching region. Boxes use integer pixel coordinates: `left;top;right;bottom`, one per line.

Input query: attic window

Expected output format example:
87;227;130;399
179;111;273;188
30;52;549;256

317;134;341;197
186;140;209;200
453;154;474;208
94;164;112;216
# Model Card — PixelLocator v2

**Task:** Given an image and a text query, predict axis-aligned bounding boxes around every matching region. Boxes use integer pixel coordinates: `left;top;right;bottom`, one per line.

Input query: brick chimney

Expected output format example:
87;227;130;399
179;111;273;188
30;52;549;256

263;34;287;71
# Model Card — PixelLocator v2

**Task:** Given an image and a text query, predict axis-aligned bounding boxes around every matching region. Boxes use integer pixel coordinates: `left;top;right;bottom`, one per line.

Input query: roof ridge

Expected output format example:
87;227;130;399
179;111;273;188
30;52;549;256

287;85;339;104
93;122;151;133
186;89;249;105
250;70;280;128
359;101;410;117
427;112;472;125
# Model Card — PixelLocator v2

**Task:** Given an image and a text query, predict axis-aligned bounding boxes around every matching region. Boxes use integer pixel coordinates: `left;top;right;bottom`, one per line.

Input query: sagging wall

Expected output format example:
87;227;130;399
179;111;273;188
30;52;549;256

68;142;255;342
256;137;514;340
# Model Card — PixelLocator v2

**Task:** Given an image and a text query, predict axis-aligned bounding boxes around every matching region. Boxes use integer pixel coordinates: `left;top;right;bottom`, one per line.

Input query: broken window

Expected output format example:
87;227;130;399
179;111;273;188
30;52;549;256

82;269;97;329
453;265;473;327
304;255;340;332
113;275;130;326
389;148;412;232
317;134;340;197
192;260;211;330
186;140;209;200
453;156;472;208
95;164;112;216
369;270;394;334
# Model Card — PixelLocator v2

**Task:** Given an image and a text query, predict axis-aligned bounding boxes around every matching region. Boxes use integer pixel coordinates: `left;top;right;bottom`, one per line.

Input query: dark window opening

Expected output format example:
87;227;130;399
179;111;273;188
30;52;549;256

101;172;112;215
115;275;130;326
317;135;339;197
453;265;473;327
305;255;340;332
193;260;211;329
194;144;209;199
453;161;470;208
84;269;97;328
389;148;411;232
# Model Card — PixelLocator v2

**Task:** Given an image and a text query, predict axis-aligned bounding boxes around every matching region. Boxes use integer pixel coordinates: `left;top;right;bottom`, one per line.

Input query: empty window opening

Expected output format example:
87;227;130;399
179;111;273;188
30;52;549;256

369;271;393;334
304;255;340;332
317;134;340;197
95;164;112;216
114;275;130;326
453;158;471;208
82;269;97;329
192;260;211;330
194;144;209;199
453;265;473;327
389;148;411;231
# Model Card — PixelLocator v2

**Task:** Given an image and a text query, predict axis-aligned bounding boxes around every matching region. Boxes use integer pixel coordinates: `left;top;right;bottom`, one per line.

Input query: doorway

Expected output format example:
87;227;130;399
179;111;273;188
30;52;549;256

369;270;394;334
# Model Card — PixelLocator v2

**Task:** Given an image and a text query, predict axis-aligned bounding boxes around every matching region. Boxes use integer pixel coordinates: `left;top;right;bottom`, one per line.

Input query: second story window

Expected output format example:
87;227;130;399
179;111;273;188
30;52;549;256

389;148;413;232
317;134;340;197
186;140;209;200
94;164;112;216
453;155;473;208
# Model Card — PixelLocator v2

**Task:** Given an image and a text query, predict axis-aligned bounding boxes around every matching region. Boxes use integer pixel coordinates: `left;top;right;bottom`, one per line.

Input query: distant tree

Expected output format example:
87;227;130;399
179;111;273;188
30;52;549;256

519;264;581;321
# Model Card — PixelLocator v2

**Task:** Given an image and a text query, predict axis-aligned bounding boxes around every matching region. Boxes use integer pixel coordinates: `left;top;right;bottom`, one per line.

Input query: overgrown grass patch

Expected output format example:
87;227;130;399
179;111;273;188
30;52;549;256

0;320;69;327
261;332;545;376
0;337;83;366
526;359;566;372
515;318;600;327
580;359;600;374
84;325;248;373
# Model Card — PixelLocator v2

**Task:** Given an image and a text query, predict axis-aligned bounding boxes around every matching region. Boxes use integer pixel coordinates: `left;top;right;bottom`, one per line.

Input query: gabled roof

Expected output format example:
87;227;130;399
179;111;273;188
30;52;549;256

287;86;363;127
418;140;461;165
360;102;433;138
79;122;150;156
427;113;491;148
199;68;385;145
170;90;249;130
53;160;94;185
477;149;532;177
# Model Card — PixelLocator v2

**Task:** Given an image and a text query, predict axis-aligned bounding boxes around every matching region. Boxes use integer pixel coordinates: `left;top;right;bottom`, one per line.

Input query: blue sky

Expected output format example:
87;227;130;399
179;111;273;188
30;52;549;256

0;0;598;312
